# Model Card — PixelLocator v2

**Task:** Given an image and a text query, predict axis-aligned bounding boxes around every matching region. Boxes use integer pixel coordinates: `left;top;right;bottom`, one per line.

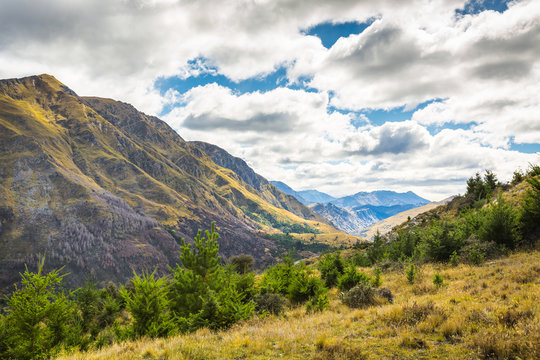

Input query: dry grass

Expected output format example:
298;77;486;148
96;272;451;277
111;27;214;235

57;250;540;360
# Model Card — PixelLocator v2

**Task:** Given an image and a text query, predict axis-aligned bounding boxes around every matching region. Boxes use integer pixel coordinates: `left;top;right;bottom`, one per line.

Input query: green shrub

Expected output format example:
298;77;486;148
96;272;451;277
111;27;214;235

229;254;254;274
2;257;73;360
340;283;376;308
121;270;173;338
479;196;521;249
254;293;288;316
449;251;459;266
422;220;465;262
372;268;382;288
406;264;416;284
288;270;327;304
318;252;345;288
337;266;372;292
521;175;540;241
432;273;444;288
306;292;329;313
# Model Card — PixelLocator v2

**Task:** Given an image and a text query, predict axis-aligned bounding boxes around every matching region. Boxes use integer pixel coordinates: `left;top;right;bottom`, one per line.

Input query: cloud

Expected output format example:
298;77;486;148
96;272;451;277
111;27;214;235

183;112;296;133
1;0;539;201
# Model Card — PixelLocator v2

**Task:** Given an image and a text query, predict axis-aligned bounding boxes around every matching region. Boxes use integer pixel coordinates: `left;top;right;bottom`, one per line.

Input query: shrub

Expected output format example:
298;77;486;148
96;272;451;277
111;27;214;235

337;266;372;292
306;292;329;313
479;195;521;249
406;264;416;284
2;257;73;360
372;268;382;287
317;252;345;288
121;270;173;338
288;270;327;304
259;257;296;296
521;175;540;241
229;254;254;274
340;283;376;308
422;220;465;262
432;273;444;288
449;251;459;266
254;293;288;316
377;288;394;303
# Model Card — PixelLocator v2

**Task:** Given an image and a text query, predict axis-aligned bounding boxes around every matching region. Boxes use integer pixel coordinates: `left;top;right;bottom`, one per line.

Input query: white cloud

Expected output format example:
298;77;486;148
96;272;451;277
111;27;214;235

1;0;539;200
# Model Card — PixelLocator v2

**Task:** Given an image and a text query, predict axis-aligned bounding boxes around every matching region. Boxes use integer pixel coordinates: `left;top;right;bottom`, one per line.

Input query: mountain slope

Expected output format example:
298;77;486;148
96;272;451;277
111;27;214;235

270;181;308;204
298;189;336;204
190;142;326;222
0;74;353;290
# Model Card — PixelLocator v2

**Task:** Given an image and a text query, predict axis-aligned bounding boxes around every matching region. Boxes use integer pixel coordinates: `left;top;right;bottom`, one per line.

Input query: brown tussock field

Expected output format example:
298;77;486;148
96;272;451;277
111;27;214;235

57;250;540;360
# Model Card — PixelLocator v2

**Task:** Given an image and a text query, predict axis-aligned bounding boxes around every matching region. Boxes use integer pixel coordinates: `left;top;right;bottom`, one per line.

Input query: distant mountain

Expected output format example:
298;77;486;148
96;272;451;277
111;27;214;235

309;203;377;235
359;197;454;239
270;181;308;204
297;190;336;205
0;74;353;290
331;190;429;208
268;183;431;236
269;181;335;205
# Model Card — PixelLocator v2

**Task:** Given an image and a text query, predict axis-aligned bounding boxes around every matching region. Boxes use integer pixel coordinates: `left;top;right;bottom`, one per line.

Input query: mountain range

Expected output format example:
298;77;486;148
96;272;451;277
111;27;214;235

0;74;356;290
270;182;430;236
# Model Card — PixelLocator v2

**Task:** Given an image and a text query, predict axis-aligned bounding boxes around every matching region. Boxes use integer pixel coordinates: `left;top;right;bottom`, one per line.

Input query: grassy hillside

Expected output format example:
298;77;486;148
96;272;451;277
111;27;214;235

57;249;539;360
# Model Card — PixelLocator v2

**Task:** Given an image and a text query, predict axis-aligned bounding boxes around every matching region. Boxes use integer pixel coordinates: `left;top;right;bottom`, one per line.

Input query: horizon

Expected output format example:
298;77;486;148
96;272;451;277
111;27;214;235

1;0;539;200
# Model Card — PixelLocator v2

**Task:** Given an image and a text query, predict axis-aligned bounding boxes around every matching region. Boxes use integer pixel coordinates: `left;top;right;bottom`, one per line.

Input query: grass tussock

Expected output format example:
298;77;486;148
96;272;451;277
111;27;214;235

57;250;540;360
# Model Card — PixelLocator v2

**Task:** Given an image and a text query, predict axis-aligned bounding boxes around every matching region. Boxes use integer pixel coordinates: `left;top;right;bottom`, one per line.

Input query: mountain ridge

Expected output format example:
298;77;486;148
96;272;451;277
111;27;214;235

0;74;355;290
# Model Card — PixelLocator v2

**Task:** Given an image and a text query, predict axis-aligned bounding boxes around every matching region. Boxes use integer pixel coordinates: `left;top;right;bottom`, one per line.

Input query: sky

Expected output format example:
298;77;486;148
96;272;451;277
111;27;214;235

1;0;539;200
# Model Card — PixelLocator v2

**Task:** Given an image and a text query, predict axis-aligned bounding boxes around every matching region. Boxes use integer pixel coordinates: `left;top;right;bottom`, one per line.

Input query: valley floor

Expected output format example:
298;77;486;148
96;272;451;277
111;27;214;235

58;250;540;360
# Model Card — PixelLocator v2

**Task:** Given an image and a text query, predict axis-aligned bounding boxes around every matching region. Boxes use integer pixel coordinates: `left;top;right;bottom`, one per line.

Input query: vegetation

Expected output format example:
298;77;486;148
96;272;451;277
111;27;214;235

1;166;539;359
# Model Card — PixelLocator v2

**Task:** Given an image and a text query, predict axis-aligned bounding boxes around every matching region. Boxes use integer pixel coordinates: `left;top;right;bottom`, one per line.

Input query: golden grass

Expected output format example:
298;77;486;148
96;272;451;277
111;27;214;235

57;250;540;360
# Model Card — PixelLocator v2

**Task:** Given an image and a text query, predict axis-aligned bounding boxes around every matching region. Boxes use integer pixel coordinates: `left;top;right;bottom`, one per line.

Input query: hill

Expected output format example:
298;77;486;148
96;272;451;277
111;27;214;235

0;74;354;290
57;249;540;359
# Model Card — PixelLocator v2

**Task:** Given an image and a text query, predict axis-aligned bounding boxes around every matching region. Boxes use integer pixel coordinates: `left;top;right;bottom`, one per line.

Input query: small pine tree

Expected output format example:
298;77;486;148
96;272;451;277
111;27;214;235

406;264;416;284
433;273;444;288
121;270;173;338
3;257;72;360
521;175;540;241
479;195;520;249
372;268;382;288
450;251;459;267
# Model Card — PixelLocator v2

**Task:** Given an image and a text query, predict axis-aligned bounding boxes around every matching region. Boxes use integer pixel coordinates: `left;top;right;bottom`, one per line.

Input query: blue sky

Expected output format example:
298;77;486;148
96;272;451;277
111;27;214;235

1;0;538;200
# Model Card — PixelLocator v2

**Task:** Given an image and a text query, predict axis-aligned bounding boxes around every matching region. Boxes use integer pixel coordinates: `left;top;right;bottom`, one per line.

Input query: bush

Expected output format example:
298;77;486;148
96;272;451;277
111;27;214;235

121;270;173;338
422;220;465;262
259;257;296;296
254;293;288;316
479;195;521;249
377;288;394;303
432;273;444;288
306;292;329;313
340;283;376;308
521;175;540;241
337;267;372;292
450;251;459;266
372;268;382;287
2;257;73;360
288;270;327;304
317;252;345;288
229;254;254;274
406;264;416;284
169;222;255;332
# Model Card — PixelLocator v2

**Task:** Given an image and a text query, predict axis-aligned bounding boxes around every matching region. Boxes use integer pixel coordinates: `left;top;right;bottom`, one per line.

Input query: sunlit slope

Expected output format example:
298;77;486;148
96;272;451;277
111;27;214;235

0;74;354;289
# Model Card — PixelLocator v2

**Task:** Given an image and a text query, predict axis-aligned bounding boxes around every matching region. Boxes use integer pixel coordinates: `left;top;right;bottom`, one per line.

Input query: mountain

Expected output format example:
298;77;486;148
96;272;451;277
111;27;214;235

359;197;454;239
309;203;377;235
190;142;323;222
270;181;308;204
297;190;336;205
331;190;429;208
269;181;335;205
0;74;355;290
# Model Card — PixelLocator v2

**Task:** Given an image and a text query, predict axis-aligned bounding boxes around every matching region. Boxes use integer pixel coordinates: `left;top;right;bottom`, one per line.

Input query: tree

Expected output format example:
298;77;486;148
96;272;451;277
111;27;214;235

479;195;520;249
521;176;540;241
3;257;72;360
317;252;345;288
121;270;173;338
